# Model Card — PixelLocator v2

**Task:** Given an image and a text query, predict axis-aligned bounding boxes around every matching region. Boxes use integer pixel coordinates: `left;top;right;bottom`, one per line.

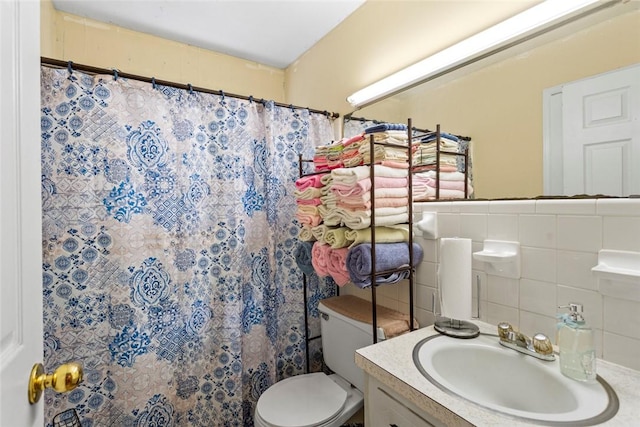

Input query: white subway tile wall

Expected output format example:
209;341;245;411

415;200;639;371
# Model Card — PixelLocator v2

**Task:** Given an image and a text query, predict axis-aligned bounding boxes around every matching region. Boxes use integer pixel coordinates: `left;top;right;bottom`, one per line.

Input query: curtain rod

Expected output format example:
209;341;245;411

344;114;471;141
41;57;339;119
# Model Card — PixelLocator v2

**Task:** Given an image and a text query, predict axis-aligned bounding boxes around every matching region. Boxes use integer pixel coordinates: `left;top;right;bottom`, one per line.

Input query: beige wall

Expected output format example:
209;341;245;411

40;0;640;199
285;0;538;116
287;1;638;199
40;0;286;102
398;10;640;199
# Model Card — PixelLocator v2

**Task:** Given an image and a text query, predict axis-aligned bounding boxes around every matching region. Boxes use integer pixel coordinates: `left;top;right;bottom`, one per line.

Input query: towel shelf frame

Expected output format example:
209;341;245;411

297;118;472;373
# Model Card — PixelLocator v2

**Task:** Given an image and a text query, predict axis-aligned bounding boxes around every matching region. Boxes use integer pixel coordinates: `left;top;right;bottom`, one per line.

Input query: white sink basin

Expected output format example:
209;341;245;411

413;333;618;425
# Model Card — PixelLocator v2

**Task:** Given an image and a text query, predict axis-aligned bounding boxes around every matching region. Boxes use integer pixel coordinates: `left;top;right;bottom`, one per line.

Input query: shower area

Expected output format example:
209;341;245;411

40;64;336;426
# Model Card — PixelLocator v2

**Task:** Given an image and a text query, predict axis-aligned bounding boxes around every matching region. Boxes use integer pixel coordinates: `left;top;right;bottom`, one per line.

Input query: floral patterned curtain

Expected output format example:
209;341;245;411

40;66;335;427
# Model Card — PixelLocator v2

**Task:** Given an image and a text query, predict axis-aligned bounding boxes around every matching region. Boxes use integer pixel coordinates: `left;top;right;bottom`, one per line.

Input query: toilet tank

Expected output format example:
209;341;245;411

318;300;382;392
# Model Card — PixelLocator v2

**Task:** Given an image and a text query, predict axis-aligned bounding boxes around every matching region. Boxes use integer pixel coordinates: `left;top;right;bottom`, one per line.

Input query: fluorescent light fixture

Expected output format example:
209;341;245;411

347;0;602;107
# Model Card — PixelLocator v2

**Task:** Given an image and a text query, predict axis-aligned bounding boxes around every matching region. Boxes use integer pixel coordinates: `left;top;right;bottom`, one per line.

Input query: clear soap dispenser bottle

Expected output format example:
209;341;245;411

557;303;596;382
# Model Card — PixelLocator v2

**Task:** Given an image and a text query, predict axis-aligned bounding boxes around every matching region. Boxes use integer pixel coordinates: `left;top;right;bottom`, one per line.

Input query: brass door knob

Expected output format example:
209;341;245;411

28;362;83;404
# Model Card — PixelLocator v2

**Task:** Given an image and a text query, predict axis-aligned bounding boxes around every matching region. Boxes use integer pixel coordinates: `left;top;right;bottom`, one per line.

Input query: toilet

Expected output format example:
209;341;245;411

254;296;385;427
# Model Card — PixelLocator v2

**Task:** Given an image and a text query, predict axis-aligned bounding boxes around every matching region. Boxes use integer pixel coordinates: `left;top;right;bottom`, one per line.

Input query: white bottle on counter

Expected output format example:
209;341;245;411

557;303;596;382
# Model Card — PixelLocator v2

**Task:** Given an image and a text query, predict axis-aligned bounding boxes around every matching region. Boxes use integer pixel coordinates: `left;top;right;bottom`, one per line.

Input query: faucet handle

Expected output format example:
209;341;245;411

532;333;553;355
497;322;513;340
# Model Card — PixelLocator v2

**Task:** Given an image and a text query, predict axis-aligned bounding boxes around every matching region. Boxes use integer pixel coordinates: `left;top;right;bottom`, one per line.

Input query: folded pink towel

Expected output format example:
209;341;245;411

412;165;458;173
331;176;407;197
343;133;365;147
296;198;322;206
381;160;409;169
326;247;351;286
334;188;408;206
296;209;322;227
295;174;326;190
424;178;468;191
331;165;407;185
311;242;332;277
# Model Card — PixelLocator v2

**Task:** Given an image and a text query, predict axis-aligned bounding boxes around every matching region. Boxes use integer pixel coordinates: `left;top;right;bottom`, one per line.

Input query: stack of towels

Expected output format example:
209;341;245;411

313;142;344;171
311;123;412;171
294;173;326;238
329;165;409;229
359;123;412;166
413;170;473;201
412;131;472;199
293;153;421;287
294;121;477;287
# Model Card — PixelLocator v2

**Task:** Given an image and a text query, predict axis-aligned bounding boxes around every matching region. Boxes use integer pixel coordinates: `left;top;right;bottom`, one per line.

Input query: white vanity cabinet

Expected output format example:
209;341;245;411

365;375;446;427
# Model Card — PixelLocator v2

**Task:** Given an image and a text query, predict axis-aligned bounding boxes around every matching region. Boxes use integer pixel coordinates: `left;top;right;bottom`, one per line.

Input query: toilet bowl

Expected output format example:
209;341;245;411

254;373;363;427
254;297;383;427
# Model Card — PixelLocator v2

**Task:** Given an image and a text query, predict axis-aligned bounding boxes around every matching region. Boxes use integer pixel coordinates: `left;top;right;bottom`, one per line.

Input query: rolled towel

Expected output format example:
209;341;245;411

311;224;330;242
346;242;424;288
294;241;315;275
298;226;315;242
420;131;459;142
364;123;407;133
311;242;332;277
326;247;351;287
324;227;353;249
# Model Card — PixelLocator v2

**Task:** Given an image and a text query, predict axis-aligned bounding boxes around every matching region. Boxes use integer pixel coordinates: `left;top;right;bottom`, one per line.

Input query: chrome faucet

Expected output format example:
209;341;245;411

497;322;555;361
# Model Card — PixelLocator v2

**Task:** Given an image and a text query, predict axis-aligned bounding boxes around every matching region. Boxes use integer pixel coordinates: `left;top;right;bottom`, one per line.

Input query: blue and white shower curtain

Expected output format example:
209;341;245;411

40;66;335;426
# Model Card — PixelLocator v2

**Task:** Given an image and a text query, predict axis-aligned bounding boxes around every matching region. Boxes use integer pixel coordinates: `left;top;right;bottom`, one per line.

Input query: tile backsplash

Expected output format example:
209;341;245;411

343;199;640;371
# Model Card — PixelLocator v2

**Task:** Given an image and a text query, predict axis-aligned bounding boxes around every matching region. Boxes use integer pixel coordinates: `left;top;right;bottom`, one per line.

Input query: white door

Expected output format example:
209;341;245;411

562;64;640;196
0;0;44;426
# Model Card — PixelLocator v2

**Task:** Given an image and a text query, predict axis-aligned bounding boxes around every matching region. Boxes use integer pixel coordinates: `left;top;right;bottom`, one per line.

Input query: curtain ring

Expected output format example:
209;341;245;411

220;90;225;101
112;69;119;81
289;104;294;111
151;77;157;89
248;95;253;104
188;83;193;94
67;61;73;75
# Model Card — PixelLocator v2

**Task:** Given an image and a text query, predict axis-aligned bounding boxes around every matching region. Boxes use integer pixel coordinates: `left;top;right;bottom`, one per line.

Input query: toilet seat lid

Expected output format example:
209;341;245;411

256;372;347;427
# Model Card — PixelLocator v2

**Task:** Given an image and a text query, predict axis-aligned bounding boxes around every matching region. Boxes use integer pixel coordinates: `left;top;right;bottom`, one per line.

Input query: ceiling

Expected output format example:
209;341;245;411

51;0;366;69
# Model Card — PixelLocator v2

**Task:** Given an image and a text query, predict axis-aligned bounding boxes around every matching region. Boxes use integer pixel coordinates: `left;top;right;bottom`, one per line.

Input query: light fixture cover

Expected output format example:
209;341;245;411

347;0;601;107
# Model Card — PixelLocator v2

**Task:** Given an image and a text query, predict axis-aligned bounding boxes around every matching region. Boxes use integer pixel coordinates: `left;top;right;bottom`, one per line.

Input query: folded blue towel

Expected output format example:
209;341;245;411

295;241;315;275
346;242;424;288
420;131;459;143
364;123;407;134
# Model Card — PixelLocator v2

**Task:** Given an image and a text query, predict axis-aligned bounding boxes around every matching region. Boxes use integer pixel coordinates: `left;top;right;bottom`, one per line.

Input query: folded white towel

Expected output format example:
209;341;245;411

294;187;323;199
320;174;333;186
413;186;469;201
343;213;409;230
414;171;467;181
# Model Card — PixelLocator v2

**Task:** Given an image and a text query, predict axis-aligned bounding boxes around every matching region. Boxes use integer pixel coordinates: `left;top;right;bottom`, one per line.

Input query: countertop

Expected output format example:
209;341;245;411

355;321;640;426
